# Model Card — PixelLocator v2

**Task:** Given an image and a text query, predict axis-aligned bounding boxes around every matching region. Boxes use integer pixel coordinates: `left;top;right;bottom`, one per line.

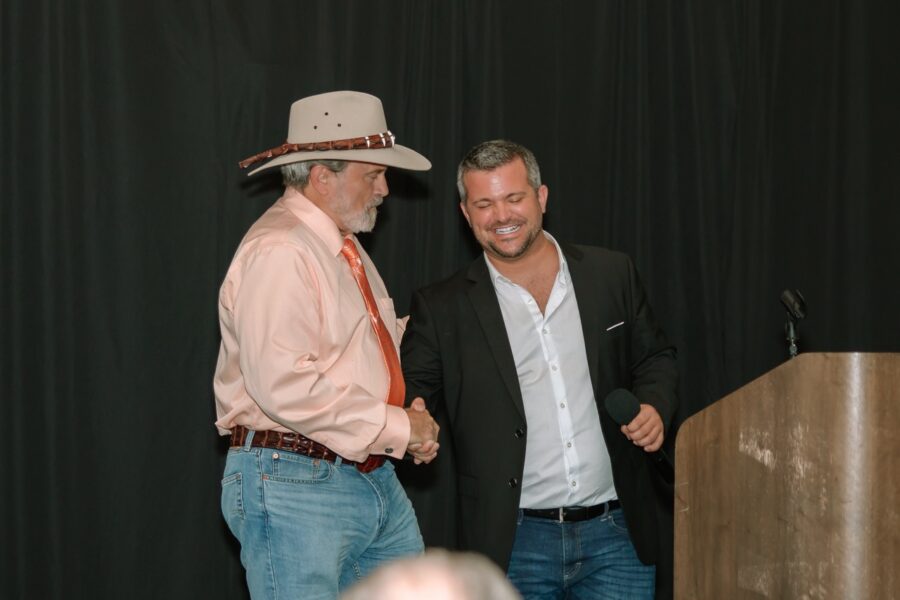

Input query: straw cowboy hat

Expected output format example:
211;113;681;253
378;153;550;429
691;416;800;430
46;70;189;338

239;91;431;175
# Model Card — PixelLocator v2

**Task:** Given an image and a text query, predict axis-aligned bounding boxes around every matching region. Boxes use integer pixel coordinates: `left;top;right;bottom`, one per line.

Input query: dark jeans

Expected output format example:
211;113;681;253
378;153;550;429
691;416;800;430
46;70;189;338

507;507;655;599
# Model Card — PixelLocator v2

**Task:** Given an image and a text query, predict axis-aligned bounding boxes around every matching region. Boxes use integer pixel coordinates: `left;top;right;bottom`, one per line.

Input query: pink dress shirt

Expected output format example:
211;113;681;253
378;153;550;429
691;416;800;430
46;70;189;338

213;187;410;462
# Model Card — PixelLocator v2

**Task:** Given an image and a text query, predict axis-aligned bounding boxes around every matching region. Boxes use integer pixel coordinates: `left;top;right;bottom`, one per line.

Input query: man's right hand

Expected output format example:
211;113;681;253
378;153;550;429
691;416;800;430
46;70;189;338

405;397;439;464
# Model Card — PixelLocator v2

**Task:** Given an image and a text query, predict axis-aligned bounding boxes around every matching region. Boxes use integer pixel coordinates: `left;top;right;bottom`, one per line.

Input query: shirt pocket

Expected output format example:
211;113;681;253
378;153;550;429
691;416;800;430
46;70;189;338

376;297;399;344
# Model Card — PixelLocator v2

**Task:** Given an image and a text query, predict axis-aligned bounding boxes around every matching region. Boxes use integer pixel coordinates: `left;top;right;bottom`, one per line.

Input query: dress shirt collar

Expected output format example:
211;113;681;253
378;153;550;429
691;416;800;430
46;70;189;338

280;186;350;257
483;231;570;287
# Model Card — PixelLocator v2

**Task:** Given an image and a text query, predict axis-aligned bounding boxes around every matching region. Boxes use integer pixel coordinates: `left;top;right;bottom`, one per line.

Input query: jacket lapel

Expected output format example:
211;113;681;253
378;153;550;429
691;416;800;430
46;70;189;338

465;256;527;421
561;243;601;397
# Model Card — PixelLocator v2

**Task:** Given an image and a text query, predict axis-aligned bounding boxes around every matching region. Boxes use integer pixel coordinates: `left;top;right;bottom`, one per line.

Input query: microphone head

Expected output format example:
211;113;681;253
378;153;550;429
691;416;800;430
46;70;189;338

780;289;807;320
604;388;641;425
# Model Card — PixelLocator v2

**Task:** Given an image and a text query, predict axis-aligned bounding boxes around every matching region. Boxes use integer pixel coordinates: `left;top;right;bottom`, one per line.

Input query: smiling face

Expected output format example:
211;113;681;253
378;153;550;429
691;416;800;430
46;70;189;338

459;157;548;263
329;161;389;234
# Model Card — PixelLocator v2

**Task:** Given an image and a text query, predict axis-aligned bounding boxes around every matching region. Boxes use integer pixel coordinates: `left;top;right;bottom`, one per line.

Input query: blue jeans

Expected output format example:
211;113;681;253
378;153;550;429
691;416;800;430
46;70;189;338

221;437;424;600
507;507;655;600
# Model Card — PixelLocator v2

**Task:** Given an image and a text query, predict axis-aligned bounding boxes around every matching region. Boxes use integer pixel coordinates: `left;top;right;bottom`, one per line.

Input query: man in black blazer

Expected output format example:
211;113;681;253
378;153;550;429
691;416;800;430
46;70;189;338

400;140;678;598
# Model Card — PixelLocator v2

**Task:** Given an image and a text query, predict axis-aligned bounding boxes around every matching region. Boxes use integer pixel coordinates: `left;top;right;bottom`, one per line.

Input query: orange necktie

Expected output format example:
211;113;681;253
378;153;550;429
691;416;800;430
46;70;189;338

340;238;405;408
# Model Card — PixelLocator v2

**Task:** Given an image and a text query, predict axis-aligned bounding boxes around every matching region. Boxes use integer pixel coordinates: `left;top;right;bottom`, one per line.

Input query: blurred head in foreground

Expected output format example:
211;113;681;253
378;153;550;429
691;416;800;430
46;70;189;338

339;549;521;600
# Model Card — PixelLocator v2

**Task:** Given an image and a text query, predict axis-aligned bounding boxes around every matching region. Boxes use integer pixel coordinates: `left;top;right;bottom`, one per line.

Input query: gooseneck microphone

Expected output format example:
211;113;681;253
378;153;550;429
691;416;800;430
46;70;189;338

780;289;807;358
780;289;807;321
604;388;674;483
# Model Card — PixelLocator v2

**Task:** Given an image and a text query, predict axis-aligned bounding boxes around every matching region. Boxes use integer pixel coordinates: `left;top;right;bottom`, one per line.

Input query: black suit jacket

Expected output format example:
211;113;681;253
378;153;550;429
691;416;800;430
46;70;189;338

399;242;678;573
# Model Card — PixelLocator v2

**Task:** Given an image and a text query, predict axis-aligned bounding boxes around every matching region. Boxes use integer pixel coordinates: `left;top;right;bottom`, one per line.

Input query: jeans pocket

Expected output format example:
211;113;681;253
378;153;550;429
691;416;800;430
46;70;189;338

221;472;244;521
267;451;334;484
607;508;631;537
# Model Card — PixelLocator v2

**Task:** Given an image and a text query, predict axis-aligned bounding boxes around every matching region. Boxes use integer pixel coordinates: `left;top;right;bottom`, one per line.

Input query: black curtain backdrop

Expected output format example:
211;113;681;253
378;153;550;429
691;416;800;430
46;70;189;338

2;1;898;597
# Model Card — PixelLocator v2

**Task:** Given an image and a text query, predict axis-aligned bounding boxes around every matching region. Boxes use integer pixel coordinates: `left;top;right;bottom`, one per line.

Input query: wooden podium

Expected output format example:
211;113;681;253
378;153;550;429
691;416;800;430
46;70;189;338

674;353;900;598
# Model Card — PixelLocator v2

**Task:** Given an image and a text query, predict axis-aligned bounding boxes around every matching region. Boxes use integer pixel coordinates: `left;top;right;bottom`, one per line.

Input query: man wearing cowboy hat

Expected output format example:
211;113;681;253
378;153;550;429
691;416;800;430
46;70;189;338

213;91;439;599
400;140;678;598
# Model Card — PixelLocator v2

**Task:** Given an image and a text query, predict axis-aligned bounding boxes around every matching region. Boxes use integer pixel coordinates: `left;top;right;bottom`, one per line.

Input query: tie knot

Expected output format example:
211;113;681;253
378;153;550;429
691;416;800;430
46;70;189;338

341;238;360;262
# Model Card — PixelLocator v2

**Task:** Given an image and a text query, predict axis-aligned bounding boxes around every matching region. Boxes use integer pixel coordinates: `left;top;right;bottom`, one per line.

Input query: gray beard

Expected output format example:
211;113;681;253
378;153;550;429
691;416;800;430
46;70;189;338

345;206;378;234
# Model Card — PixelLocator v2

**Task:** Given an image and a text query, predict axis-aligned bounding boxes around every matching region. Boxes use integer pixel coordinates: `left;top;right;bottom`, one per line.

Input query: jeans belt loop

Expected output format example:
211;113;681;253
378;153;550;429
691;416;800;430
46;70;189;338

243;428;255;451
558;507;564;523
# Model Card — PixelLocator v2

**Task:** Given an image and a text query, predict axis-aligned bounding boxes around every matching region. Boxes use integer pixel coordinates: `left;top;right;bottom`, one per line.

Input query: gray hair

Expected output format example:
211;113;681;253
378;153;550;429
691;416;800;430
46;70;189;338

456;139;542;202
281;159;348;189
339;550;520;600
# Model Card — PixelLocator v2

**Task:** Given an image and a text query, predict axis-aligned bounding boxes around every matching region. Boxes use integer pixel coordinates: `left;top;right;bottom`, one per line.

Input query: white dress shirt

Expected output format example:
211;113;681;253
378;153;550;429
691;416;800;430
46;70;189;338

485;233;617;509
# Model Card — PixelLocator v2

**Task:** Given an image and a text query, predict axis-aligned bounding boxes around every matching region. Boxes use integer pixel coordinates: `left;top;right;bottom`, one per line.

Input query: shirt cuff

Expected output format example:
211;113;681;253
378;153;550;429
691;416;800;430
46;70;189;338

370;404;410;459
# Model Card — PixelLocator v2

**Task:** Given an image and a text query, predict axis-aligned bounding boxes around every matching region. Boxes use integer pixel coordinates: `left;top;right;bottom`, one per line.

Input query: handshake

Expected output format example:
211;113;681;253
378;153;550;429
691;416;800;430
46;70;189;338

404;397;440;465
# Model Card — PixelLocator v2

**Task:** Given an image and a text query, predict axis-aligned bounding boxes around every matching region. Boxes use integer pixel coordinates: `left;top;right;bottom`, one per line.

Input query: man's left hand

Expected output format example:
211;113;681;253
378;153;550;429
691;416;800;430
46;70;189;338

621;404;664;452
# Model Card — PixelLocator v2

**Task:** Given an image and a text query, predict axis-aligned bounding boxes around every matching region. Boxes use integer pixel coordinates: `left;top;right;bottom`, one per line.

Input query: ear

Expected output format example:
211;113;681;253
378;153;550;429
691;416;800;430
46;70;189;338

306;164;334;197
459;201;473;227
537;184;549;214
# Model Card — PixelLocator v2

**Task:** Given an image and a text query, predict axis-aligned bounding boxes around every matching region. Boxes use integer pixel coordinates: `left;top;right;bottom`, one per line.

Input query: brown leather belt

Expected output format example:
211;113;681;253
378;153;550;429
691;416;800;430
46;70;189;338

230;425;385;473
522;500;621;523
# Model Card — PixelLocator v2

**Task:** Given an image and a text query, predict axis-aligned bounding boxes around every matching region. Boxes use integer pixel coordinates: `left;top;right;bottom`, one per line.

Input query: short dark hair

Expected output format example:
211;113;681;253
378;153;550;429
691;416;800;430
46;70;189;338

456;139;541;202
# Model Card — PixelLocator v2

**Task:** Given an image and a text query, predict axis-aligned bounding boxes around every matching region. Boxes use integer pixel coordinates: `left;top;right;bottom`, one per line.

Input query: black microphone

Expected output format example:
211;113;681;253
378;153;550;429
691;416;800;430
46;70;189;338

780;289;807;321
604;388;674;484
780;289;807;358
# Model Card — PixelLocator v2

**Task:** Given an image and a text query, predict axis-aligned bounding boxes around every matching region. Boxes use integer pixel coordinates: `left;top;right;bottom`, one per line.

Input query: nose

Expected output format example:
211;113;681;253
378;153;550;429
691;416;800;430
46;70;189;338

493;200;512;222
376;172;389;198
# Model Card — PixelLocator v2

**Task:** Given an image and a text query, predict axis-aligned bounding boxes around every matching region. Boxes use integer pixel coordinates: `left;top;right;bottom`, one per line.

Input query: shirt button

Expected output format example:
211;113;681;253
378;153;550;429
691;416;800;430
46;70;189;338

551;364;558;371
385;447;394;454
542;327;549;334
508;477;519;488
566;442;572;448
559;402;566;409
571;481;577;487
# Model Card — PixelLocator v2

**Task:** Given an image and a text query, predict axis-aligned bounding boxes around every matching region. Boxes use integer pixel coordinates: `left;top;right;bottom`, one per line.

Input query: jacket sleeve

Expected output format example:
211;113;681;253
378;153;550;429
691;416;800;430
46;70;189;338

398;288;460;551
625;255;679;431
400;289;449;407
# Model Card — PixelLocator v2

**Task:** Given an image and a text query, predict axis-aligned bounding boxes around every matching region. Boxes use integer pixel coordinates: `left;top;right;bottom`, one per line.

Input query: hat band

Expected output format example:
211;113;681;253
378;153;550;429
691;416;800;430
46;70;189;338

239;131;396;169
